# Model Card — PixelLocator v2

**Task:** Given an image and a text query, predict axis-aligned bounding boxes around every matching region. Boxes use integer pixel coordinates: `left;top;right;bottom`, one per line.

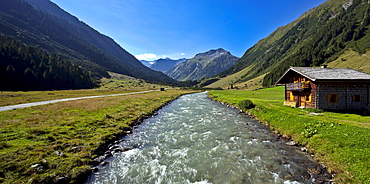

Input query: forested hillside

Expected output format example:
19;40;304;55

0;0;175;85
0;36;95;90
218;0;370;87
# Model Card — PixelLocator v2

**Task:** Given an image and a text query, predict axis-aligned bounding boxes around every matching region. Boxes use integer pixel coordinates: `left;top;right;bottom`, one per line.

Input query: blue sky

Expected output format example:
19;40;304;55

51;0;326;61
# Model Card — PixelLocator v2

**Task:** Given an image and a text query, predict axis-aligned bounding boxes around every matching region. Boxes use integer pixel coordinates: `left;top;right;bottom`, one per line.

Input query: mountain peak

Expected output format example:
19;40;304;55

150;58;187;73
194;48;231;59
215;48;226;52
165;48;239;81
208;48;228;54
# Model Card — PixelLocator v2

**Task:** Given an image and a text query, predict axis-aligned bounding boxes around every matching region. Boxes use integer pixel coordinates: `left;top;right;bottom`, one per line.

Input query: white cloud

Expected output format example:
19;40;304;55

134;53;157;60
134;52;187;60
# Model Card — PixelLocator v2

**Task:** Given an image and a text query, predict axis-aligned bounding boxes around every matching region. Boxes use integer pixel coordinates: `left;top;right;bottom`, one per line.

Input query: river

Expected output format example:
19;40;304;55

86;92;329;184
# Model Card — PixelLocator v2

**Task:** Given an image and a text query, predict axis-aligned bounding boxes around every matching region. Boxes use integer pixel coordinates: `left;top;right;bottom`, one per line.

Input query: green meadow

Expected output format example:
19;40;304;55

2;83;369;184
0;75;169;107
0;89;196;183
209;86;370;184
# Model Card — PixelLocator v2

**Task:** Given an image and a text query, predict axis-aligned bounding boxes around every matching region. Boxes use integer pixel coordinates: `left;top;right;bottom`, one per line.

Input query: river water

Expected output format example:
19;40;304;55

86;92;327;184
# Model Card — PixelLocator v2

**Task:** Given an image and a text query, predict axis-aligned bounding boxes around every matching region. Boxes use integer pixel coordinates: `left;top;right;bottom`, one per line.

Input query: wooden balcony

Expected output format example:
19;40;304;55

286;82;310;91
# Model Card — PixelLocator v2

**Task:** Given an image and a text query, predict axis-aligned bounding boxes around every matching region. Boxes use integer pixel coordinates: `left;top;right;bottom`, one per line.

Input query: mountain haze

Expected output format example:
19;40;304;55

166;48;238;81
0;0;175;83
139;60;154;68
150;58;187;73
216;0;370;87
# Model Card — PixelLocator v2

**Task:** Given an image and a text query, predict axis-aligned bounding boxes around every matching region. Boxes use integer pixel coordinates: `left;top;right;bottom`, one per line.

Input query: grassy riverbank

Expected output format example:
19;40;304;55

209;87;370;184
0;89;196;183
0;90;142;107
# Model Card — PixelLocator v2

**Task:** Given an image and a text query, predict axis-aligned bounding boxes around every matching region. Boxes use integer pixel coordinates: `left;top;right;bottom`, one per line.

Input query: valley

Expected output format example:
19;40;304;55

86;92;333;184
1;0;370;183
209;87;370;184
0;79;197;183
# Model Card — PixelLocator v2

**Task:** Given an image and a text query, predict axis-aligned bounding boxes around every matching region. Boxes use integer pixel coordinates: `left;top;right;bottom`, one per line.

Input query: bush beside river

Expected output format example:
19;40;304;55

209;86;370;184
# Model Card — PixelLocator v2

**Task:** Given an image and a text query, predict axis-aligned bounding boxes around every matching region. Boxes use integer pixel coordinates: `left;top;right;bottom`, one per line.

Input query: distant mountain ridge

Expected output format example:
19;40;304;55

150;58;187;73
0;0;175;83
216;0;370;87
165;48;238;81
140;60;154;68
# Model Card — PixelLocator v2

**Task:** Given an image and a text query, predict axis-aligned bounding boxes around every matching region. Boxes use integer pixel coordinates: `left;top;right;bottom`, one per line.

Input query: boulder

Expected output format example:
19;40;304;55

285;141;297;146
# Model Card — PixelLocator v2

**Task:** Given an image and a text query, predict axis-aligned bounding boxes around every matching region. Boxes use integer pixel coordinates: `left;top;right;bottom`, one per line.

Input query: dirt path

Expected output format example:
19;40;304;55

0;90;158;112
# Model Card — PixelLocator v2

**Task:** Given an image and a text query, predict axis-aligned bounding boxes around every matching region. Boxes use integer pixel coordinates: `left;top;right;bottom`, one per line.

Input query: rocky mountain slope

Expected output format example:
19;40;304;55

165;48;238;81
216;0;370;87
0;0;175;83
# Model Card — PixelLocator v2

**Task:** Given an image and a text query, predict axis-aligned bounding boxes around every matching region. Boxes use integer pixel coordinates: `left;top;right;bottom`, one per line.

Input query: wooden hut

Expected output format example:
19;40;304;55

275;66;370;111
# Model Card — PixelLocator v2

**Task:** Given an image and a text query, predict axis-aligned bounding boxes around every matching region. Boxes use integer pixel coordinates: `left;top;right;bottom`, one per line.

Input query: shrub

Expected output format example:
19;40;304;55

238;99;255;110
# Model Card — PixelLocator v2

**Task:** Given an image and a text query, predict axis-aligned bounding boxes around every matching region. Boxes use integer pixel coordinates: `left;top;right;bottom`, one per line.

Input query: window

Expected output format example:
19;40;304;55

305;93;312;102
289;92;294;101
327;93;338;103
352;95;362;102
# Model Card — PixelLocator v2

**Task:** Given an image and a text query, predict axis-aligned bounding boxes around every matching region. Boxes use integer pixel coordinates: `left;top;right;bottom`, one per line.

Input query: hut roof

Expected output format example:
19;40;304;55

276;67;370;84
